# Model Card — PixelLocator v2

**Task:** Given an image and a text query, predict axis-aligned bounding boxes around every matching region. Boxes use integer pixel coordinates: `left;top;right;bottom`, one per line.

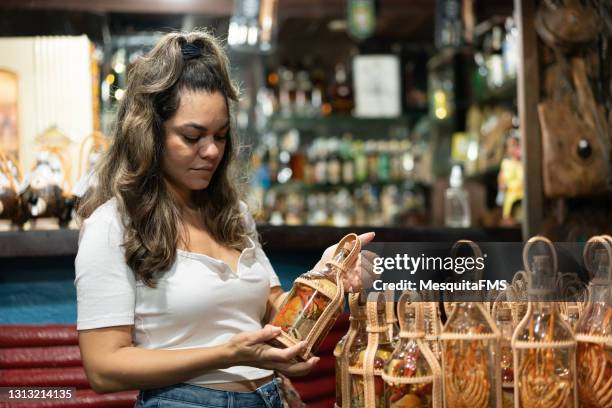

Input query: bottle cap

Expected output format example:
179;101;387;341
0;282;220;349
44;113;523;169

449;164;463;188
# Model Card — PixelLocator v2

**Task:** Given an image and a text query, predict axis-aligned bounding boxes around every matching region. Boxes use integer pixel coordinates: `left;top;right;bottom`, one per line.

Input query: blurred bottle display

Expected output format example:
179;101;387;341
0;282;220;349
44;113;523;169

246;11;520;228
251;128;430;227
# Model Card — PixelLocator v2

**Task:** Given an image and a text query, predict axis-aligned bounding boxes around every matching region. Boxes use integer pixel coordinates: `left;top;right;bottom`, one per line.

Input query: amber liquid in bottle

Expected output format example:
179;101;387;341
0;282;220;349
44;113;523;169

384;306;434;408
575;250;611;408
269;247;350;355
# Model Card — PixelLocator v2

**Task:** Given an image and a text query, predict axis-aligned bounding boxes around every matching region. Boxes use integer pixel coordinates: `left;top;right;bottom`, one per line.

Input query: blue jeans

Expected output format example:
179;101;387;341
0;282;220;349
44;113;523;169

135;378;283;408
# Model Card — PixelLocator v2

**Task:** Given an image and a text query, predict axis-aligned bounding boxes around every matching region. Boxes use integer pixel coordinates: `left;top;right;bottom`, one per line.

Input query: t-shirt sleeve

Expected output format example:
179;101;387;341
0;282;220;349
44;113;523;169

74;211;136;330
240;201;282;289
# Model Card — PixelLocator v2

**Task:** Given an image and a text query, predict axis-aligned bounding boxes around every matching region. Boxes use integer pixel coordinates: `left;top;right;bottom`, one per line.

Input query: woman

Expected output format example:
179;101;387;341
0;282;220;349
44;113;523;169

74;30;375;408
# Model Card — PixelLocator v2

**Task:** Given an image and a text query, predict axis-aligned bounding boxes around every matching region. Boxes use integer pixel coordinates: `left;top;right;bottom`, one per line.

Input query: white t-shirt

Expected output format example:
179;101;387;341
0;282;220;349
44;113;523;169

74;198;281;384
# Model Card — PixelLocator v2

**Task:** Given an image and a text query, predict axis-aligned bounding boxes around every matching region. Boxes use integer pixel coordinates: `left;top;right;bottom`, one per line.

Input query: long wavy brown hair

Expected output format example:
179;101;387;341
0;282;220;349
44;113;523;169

77;30;252;287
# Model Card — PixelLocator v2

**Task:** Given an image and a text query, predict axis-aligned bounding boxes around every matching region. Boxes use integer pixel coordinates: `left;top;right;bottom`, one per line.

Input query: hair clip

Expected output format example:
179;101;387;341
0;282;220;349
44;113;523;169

181;42;203;61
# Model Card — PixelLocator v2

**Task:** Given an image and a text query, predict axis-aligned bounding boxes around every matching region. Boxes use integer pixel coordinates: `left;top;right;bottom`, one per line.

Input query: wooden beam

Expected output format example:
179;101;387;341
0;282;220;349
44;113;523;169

1;0;434;19
515;0;543;239
0;0;233;15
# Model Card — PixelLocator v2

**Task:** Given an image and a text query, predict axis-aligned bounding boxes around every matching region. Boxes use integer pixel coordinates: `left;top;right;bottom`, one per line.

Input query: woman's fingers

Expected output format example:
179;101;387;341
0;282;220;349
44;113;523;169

357;231;376;246
359;250;379;289
273;356;320;377
245;324;282;345
263;340;306;362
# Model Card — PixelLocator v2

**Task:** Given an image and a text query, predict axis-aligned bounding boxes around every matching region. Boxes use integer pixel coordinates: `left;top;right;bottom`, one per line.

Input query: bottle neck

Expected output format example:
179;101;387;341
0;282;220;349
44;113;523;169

318;248;350;277
589;282;610;303
377;313;392;344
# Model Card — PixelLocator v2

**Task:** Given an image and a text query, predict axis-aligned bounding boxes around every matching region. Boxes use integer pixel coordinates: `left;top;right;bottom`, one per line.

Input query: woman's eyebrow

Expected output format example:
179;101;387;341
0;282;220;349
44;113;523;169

179;120;230;132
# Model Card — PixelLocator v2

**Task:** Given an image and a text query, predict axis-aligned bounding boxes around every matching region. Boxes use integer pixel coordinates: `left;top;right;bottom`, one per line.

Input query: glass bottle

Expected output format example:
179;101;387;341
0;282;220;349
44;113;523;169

383;294;441;407
334;335;347;408
347;302;369;408
494;303;515;408
512;237;578;408
444;164;471;227
340;133;355;185
353;140;368;183
329;62;354;114
385;289;400;347
441;301;501;408
335;291;367;408
441;240;501;408
269;234;360;361
575;236;611;408
327;137;342;185
361;293;394;407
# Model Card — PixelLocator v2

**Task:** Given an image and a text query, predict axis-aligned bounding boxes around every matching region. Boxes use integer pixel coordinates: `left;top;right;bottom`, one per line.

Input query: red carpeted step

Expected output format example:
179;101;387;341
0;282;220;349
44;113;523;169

0;326;78;348
0;346;82;368
0;367;90;389
4;388;138;408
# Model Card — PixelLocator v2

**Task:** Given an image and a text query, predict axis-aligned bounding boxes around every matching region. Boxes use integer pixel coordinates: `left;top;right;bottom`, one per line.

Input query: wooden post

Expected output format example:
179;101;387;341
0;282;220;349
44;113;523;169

515;0;543;239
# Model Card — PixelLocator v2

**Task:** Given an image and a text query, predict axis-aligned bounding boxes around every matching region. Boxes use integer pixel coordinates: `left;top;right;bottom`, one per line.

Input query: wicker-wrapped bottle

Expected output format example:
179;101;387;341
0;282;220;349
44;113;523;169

349;292;394;407
345;293;369;408
269;233;361;361
385;289;400;347
575;235;611;408
422;299;443;361
493;298;515;408
440;240;502;408
335;291;367;408
383;291;442;407
512;236;578;408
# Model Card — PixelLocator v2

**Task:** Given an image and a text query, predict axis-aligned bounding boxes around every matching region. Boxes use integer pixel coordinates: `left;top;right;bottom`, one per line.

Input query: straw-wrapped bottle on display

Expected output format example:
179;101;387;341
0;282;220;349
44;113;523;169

511;236;578;408
385;289;400;347
349;292;394;407
335;291;367;408
575;235;611;408
269;233;361;361
492;296;515;408
382;291;442;408
440;240;502;408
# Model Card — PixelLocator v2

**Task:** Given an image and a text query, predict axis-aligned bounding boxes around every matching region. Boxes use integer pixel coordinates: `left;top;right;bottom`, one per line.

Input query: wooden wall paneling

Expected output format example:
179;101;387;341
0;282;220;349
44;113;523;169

514;0;543;239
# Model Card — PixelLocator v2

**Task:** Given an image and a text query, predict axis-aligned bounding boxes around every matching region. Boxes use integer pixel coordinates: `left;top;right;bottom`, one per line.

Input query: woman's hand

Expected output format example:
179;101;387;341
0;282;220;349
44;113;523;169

314;231;378;293
227;325;319;377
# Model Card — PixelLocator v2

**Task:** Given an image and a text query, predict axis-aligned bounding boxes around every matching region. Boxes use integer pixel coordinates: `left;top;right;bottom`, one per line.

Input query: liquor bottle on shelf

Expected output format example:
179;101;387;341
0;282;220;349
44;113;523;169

278;65;296;117
294;65;312;117
485;24;505;89
340;133;355;185
575;235;611;408
329;62;354;114
512;236;578;408
327;137;342;186
353;140;368;183
268;233;361;361
388;139;402;182
313;138;328;185
331;188;353;227
377;141;391;183
310;56;328;116
445;164;471;227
